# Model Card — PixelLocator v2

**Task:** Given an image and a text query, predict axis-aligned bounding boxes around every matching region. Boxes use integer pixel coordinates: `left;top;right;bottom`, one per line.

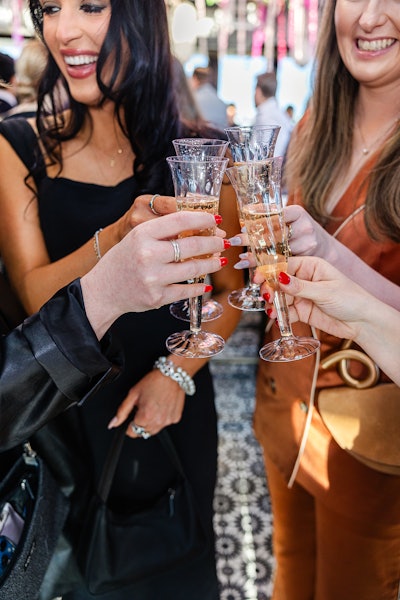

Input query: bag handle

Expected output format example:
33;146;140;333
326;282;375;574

97;410;186;503
320;339;380;389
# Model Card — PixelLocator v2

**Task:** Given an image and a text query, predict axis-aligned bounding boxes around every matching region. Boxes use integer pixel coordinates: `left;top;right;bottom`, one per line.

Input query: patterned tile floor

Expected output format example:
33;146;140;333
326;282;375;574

210;312;275;600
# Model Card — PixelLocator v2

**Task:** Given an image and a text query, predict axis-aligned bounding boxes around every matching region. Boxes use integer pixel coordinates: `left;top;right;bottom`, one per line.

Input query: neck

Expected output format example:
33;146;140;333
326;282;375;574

354;89;400;156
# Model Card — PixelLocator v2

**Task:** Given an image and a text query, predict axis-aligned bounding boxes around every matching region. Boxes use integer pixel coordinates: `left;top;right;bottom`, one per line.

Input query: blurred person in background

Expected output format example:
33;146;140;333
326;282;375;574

0;51;17;114
254;71;294;158
190;66;229;131
4;38;48;119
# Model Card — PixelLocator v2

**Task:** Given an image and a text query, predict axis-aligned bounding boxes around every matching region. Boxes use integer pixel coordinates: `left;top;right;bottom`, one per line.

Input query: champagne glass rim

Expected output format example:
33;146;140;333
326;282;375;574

167;155;229;164
173;138;229;146
225;125;281;132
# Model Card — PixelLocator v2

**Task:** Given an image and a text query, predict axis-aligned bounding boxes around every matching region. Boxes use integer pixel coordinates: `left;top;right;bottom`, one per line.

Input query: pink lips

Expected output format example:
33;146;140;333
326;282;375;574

61;50;98;79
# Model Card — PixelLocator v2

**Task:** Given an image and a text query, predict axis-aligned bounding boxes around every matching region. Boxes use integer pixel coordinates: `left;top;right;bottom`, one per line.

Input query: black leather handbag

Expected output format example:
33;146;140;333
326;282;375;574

76;419;208;595
0;444;69;600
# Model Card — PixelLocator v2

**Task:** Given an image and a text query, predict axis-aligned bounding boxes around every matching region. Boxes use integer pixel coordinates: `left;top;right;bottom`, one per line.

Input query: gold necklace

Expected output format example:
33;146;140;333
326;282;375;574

358;118;399;155
109;147;123;168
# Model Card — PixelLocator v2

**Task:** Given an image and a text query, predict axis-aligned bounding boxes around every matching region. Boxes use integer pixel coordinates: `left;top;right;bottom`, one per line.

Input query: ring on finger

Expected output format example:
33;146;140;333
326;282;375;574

287;223;293;240
284;241;292;258
149;194;161;216
170;239;181;263
131;423;152;439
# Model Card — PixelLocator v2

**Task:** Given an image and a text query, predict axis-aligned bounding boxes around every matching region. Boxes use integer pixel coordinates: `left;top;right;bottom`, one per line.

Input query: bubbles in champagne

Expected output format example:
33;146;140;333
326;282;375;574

242;203;287;289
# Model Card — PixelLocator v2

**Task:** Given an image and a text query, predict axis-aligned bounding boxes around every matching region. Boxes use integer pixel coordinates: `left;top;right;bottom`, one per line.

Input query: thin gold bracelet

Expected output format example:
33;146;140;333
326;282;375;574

93;228;103;260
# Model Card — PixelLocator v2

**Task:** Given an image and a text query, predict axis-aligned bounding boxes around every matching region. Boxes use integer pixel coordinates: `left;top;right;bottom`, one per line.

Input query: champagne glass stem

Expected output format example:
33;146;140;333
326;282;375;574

274;290;294;338
248;267;262;296
189;277;205;333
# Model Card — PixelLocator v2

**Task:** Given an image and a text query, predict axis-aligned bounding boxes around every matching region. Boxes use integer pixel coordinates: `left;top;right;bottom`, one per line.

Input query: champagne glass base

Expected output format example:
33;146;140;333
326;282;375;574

228;287;265;312
259;336;320;362
170;299;223;322
166;330;225;358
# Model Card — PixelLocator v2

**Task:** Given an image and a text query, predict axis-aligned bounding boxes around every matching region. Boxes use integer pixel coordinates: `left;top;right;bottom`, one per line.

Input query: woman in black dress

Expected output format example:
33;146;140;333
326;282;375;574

0;0;243;598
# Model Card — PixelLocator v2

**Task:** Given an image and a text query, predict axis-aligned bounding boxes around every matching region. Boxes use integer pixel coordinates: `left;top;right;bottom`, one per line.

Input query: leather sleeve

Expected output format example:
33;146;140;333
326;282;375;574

0;280;122;450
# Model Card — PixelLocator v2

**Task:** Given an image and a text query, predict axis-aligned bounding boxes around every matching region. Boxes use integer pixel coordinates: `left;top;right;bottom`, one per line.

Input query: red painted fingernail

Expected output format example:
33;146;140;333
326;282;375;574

214;215;223;225
223;239;231;249
220;257;228;267
266;308;273;317
204;284;213;293
263;292;270;302
278;272;290;284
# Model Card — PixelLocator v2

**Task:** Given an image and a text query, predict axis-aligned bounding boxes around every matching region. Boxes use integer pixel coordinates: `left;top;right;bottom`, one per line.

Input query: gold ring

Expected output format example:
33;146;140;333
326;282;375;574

149;194;161;215
170;239;181;263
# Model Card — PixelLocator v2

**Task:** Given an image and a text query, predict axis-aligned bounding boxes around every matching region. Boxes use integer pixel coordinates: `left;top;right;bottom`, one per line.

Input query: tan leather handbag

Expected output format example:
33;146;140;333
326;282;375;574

318;341;400;476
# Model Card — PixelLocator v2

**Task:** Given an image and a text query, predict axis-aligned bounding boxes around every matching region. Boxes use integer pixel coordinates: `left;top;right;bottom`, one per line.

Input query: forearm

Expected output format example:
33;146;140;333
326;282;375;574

17;222;122;315
325;238;400;311
354;298;400;384
0;280;121;449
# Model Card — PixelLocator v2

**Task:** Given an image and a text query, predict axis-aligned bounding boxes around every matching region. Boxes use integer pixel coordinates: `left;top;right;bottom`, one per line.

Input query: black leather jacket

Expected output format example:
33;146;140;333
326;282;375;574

0;279;122;451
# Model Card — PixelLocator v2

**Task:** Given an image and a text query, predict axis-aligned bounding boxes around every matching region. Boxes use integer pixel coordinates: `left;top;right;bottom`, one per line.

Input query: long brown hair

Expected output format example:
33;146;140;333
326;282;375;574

285;0;400;243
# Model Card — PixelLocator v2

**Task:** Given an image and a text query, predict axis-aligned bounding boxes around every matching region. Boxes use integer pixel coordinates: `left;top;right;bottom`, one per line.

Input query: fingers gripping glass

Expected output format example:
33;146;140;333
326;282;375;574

225;125;281;312
226;158;320;362
169;138;229;323
165;156;228;358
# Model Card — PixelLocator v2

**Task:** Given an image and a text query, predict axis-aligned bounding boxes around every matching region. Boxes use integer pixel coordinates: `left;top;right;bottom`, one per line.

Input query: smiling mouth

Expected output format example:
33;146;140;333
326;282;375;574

64;55;98;66
357;38;396;51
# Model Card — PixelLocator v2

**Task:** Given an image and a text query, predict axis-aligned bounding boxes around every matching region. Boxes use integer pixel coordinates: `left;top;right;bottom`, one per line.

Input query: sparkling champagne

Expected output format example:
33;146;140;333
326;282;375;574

242;203;287;290
176;194;219;258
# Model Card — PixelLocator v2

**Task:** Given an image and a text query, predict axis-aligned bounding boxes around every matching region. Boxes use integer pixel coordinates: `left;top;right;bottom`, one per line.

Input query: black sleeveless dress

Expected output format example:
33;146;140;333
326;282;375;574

0;118;219;600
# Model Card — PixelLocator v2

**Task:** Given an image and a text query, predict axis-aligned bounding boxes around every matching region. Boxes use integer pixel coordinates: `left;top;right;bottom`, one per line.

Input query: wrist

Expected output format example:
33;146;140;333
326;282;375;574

153;356;196;396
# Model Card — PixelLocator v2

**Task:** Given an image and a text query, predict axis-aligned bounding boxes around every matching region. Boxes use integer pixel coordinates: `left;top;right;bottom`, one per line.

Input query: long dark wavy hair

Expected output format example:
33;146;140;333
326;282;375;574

285;0;400;242
28;0;216;195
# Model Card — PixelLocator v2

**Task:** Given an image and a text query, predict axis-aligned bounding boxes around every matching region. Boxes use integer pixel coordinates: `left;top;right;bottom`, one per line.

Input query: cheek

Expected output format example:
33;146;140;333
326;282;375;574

334;4;354;59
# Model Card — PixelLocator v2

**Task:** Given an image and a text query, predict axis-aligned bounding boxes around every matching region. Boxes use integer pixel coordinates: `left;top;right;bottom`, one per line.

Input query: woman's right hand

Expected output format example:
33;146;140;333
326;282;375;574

116;194;177;240
81;211;228;339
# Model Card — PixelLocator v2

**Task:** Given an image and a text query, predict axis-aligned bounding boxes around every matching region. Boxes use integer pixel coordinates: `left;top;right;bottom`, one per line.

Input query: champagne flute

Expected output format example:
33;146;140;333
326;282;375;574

170;138;229;323
226;158;320;362
224;125;281;311
165;156;228;358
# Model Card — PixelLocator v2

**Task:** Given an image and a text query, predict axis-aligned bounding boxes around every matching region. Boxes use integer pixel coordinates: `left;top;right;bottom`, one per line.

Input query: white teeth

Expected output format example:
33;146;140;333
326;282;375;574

357;38;395;51
64;55;98;66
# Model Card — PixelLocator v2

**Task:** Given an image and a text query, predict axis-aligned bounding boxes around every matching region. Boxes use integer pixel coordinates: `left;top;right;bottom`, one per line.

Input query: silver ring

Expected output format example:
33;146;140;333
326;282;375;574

287;223;293;240
170;239;181;263
131;423;152;439
149;194;161;216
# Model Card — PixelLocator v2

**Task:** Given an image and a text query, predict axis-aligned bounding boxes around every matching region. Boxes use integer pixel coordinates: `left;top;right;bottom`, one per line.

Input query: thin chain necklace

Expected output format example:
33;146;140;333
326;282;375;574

109;147;123;168
358;117;399;156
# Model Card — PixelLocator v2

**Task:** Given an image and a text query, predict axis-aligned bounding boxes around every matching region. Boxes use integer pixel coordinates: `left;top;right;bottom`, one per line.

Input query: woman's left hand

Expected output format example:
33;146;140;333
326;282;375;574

107;370;186;438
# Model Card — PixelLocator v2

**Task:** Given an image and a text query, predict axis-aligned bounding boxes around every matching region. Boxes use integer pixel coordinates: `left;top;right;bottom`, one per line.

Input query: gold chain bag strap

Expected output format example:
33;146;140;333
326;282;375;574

318;340;400;475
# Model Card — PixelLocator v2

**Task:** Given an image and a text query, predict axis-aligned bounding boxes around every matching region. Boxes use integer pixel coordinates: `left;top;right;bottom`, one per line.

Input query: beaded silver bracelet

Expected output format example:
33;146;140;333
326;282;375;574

153;356;196;396
93;228;103;260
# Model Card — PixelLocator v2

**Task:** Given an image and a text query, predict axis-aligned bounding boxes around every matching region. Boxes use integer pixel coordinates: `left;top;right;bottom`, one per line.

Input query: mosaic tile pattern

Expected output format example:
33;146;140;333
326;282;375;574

211;313;275;600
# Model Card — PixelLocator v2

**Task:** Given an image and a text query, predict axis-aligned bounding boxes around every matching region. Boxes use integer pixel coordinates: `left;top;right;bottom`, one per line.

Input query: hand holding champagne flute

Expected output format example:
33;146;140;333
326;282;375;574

226;158;320;362
166;156;228;358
